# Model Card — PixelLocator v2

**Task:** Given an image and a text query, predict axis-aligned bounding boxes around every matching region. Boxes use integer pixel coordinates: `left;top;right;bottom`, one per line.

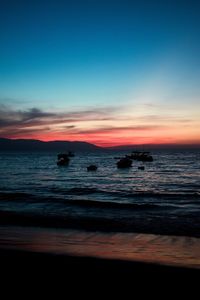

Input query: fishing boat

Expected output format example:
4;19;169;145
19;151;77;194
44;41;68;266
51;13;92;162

57;153;70;166
117;157;132;168
126;151;153;162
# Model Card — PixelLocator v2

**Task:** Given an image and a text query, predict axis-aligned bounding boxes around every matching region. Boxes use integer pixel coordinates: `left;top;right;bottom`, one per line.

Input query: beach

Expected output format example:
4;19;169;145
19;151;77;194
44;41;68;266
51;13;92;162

1;225;199;280
0;225;200;269
0;225;199;297
0;151;200;290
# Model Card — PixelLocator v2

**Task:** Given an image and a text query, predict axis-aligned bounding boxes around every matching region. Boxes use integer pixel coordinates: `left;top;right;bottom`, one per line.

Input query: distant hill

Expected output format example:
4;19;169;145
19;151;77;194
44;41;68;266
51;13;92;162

0;138;102;152
0;138;199;152
107;143;200;152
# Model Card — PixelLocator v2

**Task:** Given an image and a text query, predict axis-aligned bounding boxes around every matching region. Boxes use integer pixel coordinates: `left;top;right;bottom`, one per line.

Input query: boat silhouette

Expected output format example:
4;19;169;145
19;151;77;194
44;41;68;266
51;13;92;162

117;157;132;168
57;153;70;166
126;151;153;162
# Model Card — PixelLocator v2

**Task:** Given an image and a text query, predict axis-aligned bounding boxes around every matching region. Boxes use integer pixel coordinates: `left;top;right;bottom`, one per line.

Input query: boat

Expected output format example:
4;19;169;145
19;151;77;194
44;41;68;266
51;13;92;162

57;153;70;166
117;157;132;168
126;151;153;162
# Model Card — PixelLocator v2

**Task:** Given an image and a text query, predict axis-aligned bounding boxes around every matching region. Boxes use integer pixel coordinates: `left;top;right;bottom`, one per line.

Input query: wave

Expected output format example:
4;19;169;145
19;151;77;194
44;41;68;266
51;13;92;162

0;209;200;238
0;191;167;210
50;187;200;200
0;192;35;201
0;187;200;208
50;187;100;195
63;199;164;210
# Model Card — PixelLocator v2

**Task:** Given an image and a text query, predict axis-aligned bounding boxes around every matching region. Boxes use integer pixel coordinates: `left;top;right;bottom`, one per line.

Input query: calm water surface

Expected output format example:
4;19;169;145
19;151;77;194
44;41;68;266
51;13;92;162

0;151;199;236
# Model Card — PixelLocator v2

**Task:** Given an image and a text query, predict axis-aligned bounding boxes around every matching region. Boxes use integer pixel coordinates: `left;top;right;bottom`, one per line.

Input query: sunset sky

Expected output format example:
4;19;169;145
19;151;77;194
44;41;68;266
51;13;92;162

0;0;200;146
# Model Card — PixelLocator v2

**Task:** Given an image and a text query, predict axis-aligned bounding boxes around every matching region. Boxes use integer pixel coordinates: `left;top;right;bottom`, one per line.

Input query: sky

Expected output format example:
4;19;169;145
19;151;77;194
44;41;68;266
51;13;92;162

0;0;200;146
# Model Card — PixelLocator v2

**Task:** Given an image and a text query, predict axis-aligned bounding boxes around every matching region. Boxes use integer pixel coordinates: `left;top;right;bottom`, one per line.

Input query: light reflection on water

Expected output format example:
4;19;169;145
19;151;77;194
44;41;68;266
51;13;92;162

0;151;200;199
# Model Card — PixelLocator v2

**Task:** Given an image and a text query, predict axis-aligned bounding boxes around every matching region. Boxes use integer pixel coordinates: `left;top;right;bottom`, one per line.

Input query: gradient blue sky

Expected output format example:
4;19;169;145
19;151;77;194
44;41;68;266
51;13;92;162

0;0;200;145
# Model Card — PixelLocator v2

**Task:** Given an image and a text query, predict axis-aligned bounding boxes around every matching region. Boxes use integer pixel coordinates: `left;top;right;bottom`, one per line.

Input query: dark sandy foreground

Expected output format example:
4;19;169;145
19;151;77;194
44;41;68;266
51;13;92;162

0;225;199;293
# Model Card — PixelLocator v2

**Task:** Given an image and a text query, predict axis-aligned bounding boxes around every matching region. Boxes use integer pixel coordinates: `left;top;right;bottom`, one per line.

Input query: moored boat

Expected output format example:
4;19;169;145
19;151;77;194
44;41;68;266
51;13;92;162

57;153;70;166
117;157;132;168
126;151;153;162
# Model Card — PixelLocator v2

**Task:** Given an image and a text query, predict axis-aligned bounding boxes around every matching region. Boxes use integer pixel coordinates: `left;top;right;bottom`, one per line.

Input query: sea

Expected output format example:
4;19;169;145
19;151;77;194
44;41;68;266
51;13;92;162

0;151;200;237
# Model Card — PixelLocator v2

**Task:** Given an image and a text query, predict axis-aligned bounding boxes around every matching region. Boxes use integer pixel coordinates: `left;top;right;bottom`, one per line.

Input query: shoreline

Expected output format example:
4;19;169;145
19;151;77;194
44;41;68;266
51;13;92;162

0;225;199;270
1;225;199;291
0;210;199;238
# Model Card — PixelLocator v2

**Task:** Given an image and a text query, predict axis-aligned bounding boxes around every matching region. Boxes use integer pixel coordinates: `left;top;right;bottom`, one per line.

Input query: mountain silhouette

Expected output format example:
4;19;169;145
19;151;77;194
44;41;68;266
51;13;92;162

0;138;199;152
0;138;102;152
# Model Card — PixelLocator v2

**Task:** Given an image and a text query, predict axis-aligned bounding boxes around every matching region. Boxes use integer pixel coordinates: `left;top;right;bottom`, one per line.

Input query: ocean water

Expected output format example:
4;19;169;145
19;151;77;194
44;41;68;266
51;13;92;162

0;151;200;237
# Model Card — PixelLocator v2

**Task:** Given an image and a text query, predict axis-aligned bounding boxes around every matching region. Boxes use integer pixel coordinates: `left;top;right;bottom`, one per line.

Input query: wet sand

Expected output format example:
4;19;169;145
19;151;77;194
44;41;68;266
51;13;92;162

0;225;200;268
0;225;199;293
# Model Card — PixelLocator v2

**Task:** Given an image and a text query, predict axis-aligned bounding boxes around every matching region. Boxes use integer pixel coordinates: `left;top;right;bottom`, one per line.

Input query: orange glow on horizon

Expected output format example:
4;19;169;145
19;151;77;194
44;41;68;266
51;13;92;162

1;104;200;147
6;131;200;147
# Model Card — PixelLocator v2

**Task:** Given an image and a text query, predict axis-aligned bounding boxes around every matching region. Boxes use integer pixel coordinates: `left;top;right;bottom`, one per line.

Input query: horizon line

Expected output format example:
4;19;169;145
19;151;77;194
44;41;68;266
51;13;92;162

1;137;200;148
